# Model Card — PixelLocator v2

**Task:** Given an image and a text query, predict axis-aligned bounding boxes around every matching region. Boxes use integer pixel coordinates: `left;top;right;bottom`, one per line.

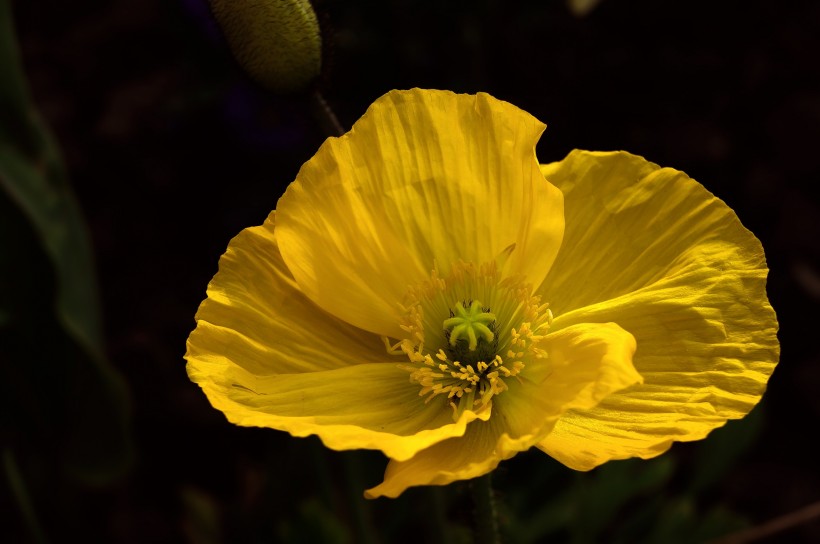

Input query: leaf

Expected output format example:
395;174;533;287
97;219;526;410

569;456;676;542
277;498;353;544
0;0;101;359
0;0;132;484
180;486;222;544
624;497;748;544
2;448;49;544
687;405;764;494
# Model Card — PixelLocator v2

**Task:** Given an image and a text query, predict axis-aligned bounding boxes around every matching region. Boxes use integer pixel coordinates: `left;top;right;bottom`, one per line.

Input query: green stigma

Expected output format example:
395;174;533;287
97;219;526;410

443;300;496;351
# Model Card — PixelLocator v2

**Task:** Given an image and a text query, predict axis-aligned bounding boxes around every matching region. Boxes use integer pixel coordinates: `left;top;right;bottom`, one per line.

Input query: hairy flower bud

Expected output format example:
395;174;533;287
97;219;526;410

211;0;322;93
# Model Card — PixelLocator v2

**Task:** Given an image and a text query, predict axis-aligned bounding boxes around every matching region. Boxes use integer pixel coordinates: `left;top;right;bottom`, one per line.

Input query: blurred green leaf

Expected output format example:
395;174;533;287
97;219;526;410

0;0;102;361
277;498;352;544
688;406;764;495
0;0;132;484
569;456;676;543
3;448;48;544
181;486;223;544
624;497;748;544
501;454;676;544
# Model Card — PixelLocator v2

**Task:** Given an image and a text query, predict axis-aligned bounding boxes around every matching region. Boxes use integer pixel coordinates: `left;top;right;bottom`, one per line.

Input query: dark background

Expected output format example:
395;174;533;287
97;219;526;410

3;0;820;542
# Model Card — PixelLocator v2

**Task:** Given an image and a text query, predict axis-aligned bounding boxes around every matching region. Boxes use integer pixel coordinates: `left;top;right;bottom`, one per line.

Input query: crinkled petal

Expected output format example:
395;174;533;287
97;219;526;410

365;416;526;499
277;89;564;339
537;150;779;470
193;361;489;461
185;217;489;459
186;214;384;375
505;322;641;418
365;322;640;498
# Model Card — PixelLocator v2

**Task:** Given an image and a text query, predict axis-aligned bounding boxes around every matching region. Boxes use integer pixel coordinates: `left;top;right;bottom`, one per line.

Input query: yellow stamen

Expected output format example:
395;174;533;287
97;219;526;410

395;260;552;420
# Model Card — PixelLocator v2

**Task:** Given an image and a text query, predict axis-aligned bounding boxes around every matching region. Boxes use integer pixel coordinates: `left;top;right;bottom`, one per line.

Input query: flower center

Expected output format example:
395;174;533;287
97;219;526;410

388;260;553;420
443;300;496;357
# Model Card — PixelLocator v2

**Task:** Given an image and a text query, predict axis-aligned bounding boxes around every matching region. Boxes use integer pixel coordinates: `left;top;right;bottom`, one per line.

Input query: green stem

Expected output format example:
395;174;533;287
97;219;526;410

311;89;345;137
471;472;500;544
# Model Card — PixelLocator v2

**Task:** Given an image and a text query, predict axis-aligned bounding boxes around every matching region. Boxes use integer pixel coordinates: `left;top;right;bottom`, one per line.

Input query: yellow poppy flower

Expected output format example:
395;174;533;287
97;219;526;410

185;89;779;499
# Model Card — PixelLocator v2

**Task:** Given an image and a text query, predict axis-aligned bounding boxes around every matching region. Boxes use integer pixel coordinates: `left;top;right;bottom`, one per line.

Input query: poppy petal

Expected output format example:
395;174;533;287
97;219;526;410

537;150;778;469
277;89;564;339
365;322;640;498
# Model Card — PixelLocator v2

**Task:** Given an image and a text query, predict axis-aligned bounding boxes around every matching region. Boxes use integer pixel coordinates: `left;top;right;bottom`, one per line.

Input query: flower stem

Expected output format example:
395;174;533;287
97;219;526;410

311;89;345;137
471;472;500;544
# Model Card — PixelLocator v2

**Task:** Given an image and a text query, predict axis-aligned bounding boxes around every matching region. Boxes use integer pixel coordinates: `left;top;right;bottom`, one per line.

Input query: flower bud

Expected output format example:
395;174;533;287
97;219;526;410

211;0;322;93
